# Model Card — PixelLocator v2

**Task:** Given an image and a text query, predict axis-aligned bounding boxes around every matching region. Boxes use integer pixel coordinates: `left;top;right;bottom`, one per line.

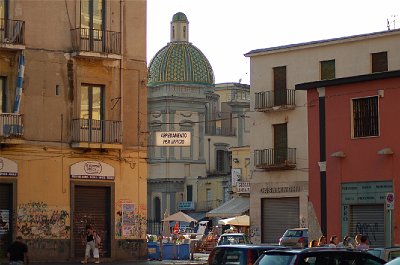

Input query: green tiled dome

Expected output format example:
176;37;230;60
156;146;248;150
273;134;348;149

148;42;215;86
172;12;188;22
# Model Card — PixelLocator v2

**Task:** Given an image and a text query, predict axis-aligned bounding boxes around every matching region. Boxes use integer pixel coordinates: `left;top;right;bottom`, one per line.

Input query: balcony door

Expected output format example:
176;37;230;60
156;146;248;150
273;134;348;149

80;84;104;142
273;66;287;106
273;123;287;164
80;0;105;51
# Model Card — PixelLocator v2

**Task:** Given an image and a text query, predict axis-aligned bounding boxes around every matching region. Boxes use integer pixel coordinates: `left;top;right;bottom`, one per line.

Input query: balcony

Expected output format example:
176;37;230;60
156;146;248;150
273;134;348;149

70;28;121;59
0;113;24;143
254;148;296;170
205;126;236;136
255;89;295;112
71;119;122;149
0;19;25;50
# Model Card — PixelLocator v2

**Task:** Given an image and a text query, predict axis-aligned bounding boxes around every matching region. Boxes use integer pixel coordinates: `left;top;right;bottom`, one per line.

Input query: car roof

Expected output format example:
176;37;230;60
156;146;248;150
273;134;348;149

220;233;247;236
215;244;285;249
286;228;308;231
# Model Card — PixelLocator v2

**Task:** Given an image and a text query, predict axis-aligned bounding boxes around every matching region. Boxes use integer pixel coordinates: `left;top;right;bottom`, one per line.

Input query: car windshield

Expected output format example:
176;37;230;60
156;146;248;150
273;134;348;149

219;235;250;245
256;253;296;265
209;248;245;265
284;230;304;237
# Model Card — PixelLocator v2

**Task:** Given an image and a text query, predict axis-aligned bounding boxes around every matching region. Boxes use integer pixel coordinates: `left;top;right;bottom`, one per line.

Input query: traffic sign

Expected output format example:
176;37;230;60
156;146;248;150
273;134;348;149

386;192;394;210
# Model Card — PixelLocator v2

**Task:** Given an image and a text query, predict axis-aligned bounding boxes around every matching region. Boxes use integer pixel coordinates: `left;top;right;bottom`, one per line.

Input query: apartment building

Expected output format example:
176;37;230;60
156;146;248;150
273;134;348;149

0;0;147;261
245;28;400;244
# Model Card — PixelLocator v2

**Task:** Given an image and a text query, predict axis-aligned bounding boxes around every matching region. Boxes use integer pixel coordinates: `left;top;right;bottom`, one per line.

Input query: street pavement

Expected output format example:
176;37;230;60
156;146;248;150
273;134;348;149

29;253;209;265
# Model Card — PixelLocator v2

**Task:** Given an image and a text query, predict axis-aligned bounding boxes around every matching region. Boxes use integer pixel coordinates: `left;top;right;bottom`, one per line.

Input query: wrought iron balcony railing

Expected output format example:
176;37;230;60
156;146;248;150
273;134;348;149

255;89;296;111
0;19;25;45
71;119;122;144
254;148;296;170
0;113;23;138
205;126;236;136
71;28;121;55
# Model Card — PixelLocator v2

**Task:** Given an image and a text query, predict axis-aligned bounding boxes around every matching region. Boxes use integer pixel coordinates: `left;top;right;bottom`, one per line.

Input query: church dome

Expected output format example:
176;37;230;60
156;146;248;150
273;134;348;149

148;12;215;87
148;42;215;86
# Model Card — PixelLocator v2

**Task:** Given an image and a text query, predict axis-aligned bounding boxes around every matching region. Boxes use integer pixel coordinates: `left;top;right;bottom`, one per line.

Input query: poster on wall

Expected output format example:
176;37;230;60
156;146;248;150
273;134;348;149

0;157;18;177
70;160;115;180
231;168;241;186
0;210;10;235
121;203;135;236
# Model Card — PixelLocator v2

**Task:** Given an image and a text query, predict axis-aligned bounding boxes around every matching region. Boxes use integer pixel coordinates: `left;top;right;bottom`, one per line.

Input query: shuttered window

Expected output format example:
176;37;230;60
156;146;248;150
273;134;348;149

274;123;288;164
0;183;12;259
320;60;335;80
273;66;287;106
372;52;388;73
352;96;379;138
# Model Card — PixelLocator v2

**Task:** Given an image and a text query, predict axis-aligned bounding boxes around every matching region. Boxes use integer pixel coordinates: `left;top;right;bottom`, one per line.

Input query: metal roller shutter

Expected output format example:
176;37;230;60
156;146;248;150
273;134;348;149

261;197;299;244
74;186;111;258
0;184;12;259
349;204;384;248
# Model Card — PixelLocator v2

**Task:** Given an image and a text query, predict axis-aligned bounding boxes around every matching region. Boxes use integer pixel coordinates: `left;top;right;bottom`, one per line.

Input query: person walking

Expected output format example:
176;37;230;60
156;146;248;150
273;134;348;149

337;235;354;248
317;235;327;247
356;235;369;250
81;224;100;264
7;236;29;265
308;239;318;248
328;235;338;247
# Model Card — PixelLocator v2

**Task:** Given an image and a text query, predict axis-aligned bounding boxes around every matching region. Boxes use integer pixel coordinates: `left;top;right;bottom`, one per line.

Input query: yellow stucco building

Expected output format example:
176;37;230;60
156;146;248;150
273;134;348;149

0;0;147;262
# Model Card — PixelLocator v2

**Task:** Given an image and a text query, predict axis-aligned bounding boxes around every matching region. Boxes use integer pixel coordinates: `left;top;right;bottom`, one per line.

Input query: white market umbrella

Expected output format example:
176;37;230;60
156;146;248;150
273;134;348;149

218;214;250;226
162;211;197;223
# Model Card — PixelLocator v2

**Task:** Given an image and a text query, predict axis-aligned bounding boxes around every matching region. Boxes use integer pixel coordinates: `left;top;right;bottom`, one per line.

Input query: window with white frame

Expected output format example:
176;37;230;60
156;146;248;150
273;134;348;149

352;96;379;138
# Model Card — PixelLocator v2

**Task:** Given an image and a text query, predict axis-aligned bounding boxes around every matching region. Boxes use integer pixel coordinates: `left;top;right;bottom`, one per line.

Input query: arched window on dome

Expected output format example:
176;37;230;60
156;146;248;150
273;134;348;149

183;26;186;38
172;26;175;39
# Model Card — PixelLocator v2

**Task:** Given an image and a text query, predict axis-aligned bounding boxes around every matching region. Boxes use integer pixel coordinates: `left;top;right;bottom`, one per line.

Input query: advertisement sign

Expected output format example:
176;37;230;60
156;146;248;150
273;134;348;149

0;157;18;177
178;201;194;210
237;181;250;193
155;131;191;146
386;192;394;210
231;168;241;186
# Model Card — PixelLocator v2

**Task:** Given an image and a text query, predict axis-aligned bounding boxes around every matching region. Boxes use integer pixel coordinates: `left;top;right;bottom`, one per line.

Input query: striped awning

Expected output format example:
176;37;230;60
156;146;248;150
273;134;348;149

206;197;249;218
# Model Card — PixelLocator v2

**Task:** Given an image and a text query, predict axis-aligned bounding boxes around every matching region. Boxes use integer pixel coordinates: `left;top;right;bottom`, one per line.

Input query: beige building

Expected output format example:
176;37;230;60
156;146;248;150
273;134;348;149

245;29;400;244
0;0;147;262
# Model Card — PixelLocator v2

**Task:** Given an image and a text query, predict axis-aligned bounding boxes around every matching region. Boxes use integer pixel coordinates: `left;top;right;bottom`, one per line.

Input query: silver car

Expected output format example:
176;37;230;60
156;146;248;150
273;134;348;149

279;228;308;248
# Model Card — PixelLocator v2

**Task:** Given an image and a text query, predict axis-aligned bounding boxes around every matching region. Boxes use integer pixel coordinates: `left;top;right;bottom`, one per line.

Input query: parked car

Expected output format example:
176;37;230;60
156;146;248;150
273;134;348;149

254;247;386;265
368;247;400;261
279;228;308;248
208;244;285;265
217;233;252;246
386;257;400;265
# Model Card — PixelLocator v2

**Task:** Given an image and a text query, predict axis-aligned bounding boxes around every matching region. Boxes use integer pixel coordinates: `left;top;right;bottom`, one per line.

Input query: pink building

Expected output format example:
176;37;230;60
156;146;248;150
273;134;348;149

297;70;400;247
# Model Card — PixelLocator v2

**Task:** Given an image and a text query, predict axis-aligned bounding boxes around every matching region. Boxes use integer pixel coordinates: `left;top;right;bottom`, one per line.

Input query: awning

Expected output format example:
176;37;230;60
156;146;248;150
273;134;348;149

206;197;249;218
187;212;207;221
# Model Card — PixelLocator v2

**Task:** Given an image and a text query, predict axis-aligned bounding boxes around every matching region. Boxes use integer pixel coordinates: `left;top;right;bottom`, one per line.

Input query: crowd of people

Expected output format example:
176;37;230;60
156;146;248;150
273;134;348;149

308;234;370;250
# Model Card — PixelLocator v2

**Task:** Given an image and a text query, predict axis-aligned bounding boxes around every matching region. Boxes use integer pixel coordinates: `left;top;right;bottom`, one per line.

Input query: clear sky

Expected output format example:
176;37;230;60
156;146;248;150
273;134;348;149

147;0;399;85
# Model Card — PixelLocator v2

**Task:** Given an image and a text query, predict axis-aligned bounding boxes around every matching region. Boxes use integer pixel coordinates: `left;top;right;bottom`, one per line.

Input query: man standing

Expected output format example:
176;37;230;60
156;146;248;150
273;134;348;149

7;236;29;265
356;235;369;250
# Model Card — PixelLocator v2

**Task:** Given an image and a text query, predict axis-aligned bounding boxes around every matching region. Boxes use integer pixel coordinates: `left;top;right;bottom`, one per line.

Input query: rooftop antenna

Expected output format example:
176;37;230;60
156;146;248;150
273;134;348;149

387;15;398;30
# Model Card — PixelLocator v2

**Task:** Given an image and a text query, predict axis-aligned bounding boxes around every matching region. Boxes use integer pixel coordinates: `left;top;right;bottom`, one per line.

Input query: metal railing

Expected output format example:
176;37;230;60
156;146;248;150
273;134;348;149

0;18;25;45
71;28;121;54
255;89;296;110
0;113;23;137
254;148;296;169
71;119;122;144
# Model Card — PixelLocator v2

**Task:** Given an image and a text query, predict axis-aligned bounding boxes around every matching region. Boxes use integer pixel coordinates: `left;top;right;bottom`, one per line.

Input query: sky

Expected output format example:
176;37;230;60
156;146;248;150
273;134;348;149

147;0;399;85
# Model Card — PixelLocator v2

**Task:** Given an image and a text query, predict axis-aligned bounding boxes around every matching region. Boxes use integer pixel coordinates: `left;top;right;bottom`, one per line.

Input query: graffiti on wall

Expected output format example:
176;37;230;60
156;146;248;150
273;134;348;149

17;202;70;239
116;200;146;239
356;222;380;244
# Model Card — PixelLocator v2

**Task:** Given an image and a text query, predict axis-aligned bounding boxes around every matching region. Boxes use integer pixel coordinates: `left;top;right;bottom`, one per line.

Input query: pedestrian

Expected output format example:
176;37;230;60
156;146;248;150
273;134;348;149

317;235;327;247
7;236;29;265
354;234;362;248
337;235;354;248
356;235;369;250
328;235;338;247
308;239;318;248
81;224;100;264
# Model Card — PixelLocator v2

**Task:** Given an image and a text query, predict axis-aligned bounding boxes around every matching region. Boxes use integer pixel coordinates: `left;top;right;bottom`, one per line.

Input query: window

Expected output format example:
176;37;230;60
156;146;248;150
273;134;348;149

274;123;288;164
186;185;193;201
206;189;212;208
0;77;6;112
352;96;379;138
216;149;231;173
0;0;8;20
80;84;104;121
80;0;104;39
372;52;388;73
154;197;161;221
320;59;335;80
273;66;287;105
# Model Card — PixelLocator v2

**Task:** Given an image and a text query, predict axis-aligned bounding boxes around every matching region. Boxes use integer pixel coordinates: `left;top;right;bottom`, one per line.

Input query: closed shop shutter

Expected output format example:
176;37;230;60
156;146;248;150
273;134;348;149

261;197;299;244
74;186;111;258
0;184;12;259
349;204;384;248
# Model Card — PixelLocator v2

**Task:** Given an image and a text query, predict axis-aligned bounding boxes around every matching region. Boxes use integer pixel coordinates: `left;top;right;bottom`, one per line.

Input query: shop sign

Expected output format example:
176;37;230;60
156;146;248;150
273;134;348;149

0;210;9;234
261;185;301;194
155;131;191;146
178;201;194;210
0;157;18;177
237;181;250;193
70;160;115;180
